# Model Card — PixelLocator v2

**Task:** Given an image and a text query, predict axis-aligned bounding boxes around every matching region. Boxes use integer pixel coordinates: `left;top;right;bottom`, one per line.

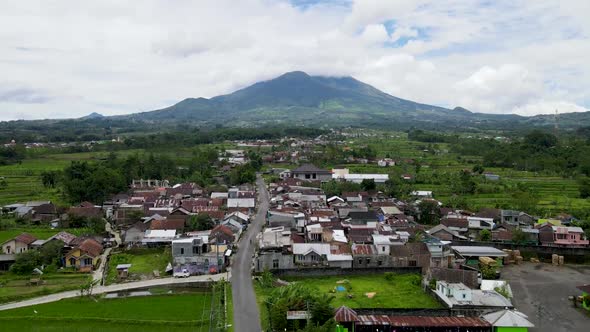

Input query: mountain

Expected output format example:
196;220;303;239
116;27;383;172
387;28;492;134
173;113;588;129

126;71;524;129
80;112;104;120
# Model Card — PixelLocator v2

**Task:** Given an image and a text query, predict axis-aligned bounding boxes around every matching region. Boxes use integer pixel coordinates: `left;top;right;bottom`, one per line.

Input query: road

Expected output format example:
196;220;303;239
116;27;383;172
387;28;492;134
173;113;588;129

0;273;228;311
232;175;268;332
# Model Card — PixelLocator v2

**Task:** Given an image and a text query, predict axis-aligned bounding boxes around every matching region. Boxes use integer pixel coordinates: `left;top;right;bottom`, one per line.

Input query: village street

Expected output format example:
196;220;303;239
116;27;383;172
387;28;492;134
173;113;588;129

231;175;268;332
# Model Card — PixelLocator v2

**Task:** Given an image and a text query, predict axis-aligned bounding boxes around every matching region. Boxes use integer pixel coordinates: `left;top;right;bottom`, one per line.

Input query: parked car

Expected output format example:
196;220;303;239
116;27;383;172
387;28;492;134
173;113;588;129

174;269;190;278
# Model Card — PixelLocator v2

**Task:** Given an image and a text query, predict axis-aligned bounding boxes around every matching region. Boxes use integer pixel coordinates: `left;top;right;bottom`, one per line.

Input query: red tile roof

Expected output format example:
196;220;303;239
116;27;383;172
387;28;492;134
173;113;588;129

76;238;103;257
150;219;185;230
14;233;38;245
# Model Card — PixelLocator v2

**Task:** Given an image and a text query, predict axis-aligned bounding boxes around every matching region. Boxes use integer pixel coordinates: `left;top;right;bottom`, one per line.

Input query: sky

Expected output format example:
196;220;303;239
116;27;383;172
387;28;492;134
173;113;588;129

0;0;589;121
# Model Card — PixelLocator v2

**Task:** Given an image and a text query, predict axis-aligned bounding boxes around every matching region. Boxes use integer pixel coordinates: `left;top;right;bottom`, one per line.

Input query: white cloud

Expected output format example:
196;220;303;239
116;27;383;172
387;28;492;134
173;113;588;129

0;0;588;120
360;24;389;44
513;101;589;116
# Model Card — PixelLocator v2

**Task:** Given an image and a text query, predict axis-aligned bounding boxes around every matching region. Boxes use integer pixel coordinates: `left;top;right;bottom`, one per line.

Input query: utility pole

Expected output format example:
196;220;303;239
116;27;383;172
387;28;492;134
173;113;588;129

554;109;559;137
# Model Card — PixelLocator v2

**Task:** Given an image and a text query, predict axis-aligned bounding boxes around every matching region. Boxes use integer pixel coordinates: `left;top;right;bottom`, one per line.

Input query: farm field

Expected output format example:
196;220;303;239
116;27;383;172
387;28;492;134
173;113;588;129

0;273;90;304
282;273;441;309
0;226;92;244
106;248;171;284
0;294;213;332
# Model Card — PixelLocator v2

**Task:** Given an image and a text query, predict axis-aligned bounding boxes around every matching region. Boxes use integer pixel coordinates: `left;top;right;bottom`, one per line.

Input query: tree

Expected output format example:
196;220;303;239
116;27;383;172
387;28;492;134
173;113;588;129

10;250;41;275
87;217;106;234
512;228;528;244
417;200;441;225
40;240;64;266
479;229;492;242
579;178;590;199
188;214;214;231
41;171;59;188
472;164;485;174
360;179;376;191
524;130;558;149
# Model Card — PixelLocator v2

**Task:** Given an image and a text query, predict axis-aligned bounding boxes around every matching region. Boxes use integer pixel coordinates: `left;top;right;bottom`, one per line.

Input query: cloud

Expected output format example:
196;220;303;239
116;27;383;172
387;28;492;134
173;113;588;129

513;101;589;116
0;84;52;104
0;0;588;120
360;24;389;44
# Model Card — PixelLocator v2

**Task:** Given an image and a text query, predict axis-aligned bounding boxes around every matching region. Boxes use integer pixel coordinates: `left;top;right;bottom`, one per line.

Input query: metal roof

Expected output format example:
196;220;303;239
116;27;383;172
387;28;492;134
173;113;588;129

356;315;491;327
452;246;508;257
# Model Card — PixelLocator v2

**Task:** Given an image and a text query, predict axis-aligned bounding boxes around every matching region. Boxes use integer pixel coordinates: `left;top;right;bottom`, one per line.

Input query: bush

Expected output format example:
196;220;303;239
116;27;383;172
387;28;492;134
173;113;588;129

384;272;396;282
410;275;422;286
429;278;437;290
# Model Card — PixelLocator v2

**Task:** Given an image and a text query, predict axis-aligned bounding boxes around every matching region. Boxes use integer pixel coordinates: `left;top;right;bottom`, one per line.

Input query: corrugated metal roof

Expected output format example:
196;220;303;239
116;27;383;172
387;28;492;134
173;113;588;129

334;306;358;322
357;315;491;327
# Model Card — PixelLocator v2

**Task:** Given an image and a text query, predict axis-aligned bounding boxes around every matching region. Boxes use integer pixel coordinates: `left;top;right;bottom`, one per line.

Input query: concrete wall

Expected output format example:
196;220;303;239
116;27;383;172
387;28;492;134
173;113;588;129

255;252;295;272
270;266;421;277
450;240;590;258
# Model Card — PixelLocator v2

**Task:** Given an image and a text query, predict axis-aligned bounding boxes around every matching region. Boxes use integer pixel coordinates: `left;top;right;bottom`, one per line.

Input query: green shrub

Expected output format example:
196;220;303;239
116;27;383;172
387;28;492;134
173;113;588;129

384;272;396;282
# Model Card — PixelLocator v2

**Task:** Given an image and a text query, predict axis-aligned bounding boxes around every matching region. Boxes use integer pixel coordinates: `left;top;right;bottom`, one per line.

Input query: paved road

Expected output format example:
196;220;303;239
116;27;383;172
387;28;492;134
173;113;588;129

232;175;268;332
0;273;228;311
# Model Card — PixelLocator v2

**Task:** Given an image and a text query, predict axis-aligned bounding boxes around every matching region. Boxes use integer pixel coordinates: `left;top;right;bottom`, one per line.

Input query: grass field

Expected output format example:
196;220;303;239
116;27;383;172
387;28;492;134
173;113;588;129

0;273;90;304
106;248;171;284
283;274;441;309
0;294;213;331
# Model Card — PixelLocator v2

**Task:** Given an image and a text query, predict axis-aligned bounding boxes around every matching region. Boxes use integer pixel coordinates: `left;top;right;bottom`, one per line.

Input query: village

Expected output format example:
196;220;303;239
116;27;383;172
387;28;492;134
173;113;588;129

0;134;589;332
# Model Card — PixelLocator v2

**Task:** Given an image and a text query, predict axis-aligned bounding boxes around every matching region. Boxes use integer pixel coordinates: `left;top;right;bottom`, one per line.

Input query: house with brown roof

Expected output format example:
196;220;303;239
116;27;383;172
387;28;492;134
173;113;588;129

64;238;103;272
2;233;37;254
32;203;58;222
150;219;186;232
209;225;236;244
68;202;103;220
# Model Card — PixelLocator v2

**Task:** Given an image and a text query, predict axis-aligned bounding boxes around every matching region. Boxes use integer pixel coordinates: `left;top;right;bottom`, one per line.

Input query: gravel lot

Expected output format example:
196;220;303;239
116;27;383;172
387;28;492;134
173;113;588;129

502;263;590;332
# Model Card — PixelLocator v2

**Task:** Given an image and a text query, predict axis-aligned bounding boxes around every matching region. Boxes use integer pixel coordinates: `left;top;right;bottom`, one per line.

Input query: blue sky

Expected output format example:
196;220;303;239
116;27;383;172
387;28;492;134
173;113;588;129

0;0;588;120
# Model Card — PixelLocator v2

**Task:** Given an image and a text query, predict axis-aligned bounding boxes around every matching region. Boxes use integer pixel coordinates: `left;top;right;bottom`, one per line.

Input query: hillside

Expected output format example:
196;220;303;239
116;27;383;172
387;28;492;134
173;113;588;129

125;71;522;129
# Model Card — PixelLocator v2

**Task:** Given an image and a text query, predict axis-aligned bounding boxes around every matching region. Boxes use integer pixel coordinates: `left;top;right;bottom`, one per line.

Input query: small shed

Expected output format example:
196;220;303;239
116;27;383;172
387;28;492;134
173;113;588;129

116;264;132;279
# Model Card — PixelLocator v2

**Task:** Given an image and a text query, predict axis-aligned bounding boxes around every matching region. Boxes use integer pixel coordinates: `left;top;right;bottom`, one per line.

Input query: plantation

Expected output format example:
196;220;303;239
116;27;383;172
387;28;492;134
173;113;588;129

0;294;213;332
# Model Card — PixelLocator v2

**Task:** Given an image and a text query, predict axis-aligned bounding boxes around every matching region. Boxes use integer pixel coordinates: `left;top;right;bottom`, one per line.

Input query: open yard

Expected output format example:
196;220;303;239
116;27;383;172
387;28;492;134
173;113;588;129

283;273;441;308
106;248;171;284
0;293;213;332
503;263;590;332
0;272;90;304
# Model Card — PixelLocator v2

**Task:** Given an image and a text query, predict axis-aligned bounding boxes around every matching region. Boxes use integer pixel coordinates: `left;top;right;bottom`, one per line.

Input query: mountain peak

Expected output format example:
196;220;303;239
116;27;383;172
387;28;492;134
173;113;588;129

277;71;311;79
80;112;104;119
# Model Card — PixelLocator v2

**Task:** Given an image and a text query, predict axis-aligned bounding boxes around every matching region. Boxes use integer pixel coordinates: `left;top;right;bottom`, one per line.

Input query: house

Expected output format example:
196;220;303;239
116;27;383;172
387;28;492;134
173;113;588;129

441;216;469;233
411;190;433;198
435;281;512;309
427;224;468;241
209;225;235;244
343;211;379;230
389;242;432;271
123;221;150;244
424;236;455;268
332;168;389;183
33;203;58;220
224;211;249;225
292;243;352;268
551;226;589;246
0;254;16;271
482;309;534;331
220;218;243;235
142;229;177;245
291;164;332;182
468;216;495;230
64;238;103;272
377;158;396;167
1;233;37;254
68;202;103;220
334;306;492;332
172;237;209;264
149;219;186;232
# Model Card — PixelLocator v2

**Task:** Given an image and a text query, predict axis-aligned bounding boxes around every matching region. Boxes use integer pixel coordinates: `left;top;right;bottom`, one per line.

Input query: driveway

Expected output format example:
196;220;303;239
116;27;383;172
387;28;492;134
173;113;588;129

0;273;228;311
503;263;590;332
231;175;268;332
